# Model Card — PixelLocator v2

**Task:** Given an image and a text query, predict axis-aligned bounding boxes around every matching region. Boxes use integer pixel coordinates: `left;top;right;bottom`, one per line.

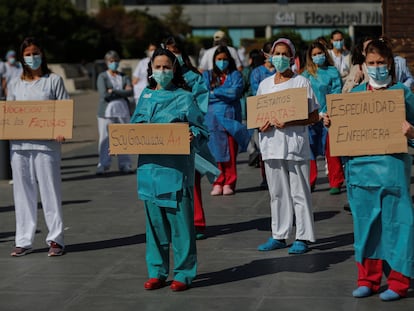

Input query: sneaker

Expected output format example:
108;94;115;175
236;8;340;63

11;247;32;257
96;165;110;175
48;241;64;257
120;165;134;174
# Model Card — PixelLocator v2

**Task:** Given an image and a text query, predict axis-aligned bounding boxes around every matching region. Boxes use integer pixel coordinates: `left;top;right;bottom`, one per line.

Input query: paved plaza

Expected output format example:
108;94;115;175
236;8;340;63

0;91;413;311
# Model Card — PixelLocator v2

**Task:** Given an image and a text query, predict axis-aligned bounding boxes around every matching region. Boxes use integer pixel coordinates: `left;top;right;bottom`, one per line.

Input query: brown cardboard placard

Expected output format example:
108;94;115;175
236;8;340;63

326;89;407;156
0;100;74;139
246;87;309;129
109;123;190;155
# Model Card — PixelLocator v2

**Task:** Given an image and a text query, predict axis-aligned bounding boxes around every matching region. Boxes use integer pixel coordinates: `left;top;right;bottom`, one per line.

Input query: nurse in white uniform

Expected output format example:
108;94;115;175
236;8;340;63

8;37;69;257
256;38;320;254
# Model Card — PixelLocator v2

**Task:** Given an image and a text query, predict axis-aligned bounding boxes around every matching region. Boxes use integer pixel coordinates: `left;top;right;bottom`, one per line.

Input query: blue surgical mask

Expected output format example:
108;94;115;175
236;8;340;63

215;59;229;71
333;40;344;50
271;55;290;73
152;69;174;88
24;55;42;70
366;65;389;82
312;54;326;66
108;61;119;71
8;57;16;65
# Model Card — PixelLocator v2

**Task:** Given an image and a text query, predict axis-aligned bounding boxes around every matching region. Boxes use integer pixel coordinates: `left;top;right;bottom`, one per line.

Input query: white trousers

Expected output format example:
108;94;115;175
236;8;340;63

97;116;131;169
11;150;64;248
264;158;315;242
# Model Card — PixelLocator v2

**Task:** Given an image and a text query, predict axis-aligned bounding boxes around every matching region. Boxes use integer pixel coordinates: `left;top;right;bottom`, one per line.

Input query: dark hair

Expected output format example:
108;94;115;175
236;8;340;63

305;41;334;77
208;46;237;89
19;37;51;79
315;36;329;48
147;48;189;90
351;36;375;65
163;36;200;75
330;30;344;39
254;42;273;68
365;37;396;84
250;49;263;68
213;45;236;73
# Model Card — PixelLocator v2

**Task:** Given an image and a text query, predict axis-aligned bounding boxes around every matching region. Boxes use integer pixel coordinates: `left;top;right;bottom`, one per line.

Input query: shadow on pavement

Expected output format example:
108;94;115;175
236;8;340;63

193;250;354;288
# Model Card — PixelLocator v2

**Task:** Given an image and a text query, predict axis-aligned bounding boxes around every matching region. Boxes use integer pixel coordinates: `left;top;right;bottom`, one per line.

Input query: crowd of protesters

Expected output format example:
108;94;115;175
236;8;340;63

2;29;414;300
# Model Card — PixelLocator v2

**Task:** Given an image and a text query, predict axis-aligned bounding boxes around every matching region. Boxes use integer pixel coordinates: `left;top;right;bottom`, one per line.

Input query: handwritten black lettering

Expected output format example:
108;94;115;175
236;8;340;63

330;98;396;117
336;126;390;143
111;129;165;151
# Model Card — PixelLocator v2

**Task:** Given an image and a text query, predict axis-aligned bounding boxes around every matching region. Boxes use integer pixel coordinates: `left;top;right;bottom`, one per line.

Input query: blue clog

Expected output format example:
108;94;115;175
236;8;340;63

288;240;309;254
257;238;287;251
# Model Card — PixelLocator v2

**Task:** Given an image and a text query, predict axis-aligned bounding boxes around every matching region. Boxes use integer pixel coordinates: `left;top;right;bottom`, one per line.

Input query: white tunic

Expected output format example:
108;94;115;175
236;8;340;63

132;57;150;101
7;73;69;151
257;74;319;161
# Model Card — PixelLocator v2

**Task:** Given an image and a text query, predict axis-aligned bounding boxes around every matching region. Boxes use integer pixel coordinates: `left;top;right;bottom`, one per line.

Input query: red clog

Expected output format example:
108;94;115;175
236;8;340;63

170;280;188;292
144;278;166;290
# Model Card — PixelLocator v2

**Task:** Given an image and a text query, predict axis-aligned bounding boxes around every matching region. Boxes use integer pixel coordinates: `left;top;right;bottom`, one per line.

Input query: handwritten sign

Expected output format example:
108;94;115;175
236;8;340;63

327;89;407;156
0;100;73;139
246;87;308;129
109;123;190;155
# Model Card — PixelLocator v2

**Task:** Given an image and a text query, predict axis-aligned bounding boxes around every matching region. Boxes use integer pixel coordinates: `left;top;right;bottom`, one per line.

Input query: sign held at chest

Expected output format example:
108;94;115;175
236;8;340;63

246;87;309;129
326;89;407;156
109;123;190;155
0;100;74;139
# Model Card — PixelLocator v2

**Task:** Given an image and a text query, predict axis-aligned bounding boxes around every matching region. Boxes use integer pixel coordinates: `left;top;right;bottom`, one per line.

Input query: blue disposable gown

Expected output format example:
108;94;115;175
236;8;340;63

303;66;342;159
346;82;414;277
250;65;276;96
202;70;250;162
182;66;220;182
130;86;209;208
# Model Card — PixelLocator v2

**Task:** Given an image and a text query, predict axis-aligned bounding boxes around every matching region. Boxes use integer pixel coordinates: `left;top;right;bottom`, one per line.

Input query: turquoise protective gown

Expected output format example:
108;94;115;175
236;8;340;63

302;66;342;159
202;69;250;162
130;86;209;285
346;82;414;277
182;66;220;182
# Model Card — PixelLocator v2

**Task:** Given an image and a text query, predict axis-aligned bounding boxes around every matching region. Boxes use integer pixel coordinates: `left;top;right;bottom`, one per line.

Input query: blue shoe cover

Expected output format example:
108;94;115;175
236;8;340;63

380;289;401;301
257;238;286;251
288;241;309;254
352;286;372;298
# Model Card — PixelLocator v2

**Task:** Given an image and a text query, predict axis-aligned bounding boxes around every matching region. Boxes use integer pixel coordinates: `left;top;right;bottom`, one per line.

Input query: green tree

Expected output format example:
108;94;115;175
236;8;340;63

162;5;191;37
0;0;101;62
95;4;168;59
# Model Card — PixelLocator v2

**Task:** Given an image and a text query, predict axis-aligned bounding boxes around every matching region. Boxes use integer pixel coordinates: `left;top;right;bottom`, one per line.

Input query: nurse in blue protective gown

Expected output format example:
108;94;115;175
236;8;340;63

326;38;414;301
202;45;250;196
130;48;208;292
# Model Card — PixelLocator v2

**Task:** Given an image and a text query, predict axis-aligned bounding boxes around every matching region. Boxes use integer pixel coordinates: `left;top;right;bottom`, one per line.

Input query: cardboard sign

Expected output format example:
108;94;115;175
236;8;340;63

109;123;190;155
246;87;309;129
326;89;407;156
0;100;74;139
